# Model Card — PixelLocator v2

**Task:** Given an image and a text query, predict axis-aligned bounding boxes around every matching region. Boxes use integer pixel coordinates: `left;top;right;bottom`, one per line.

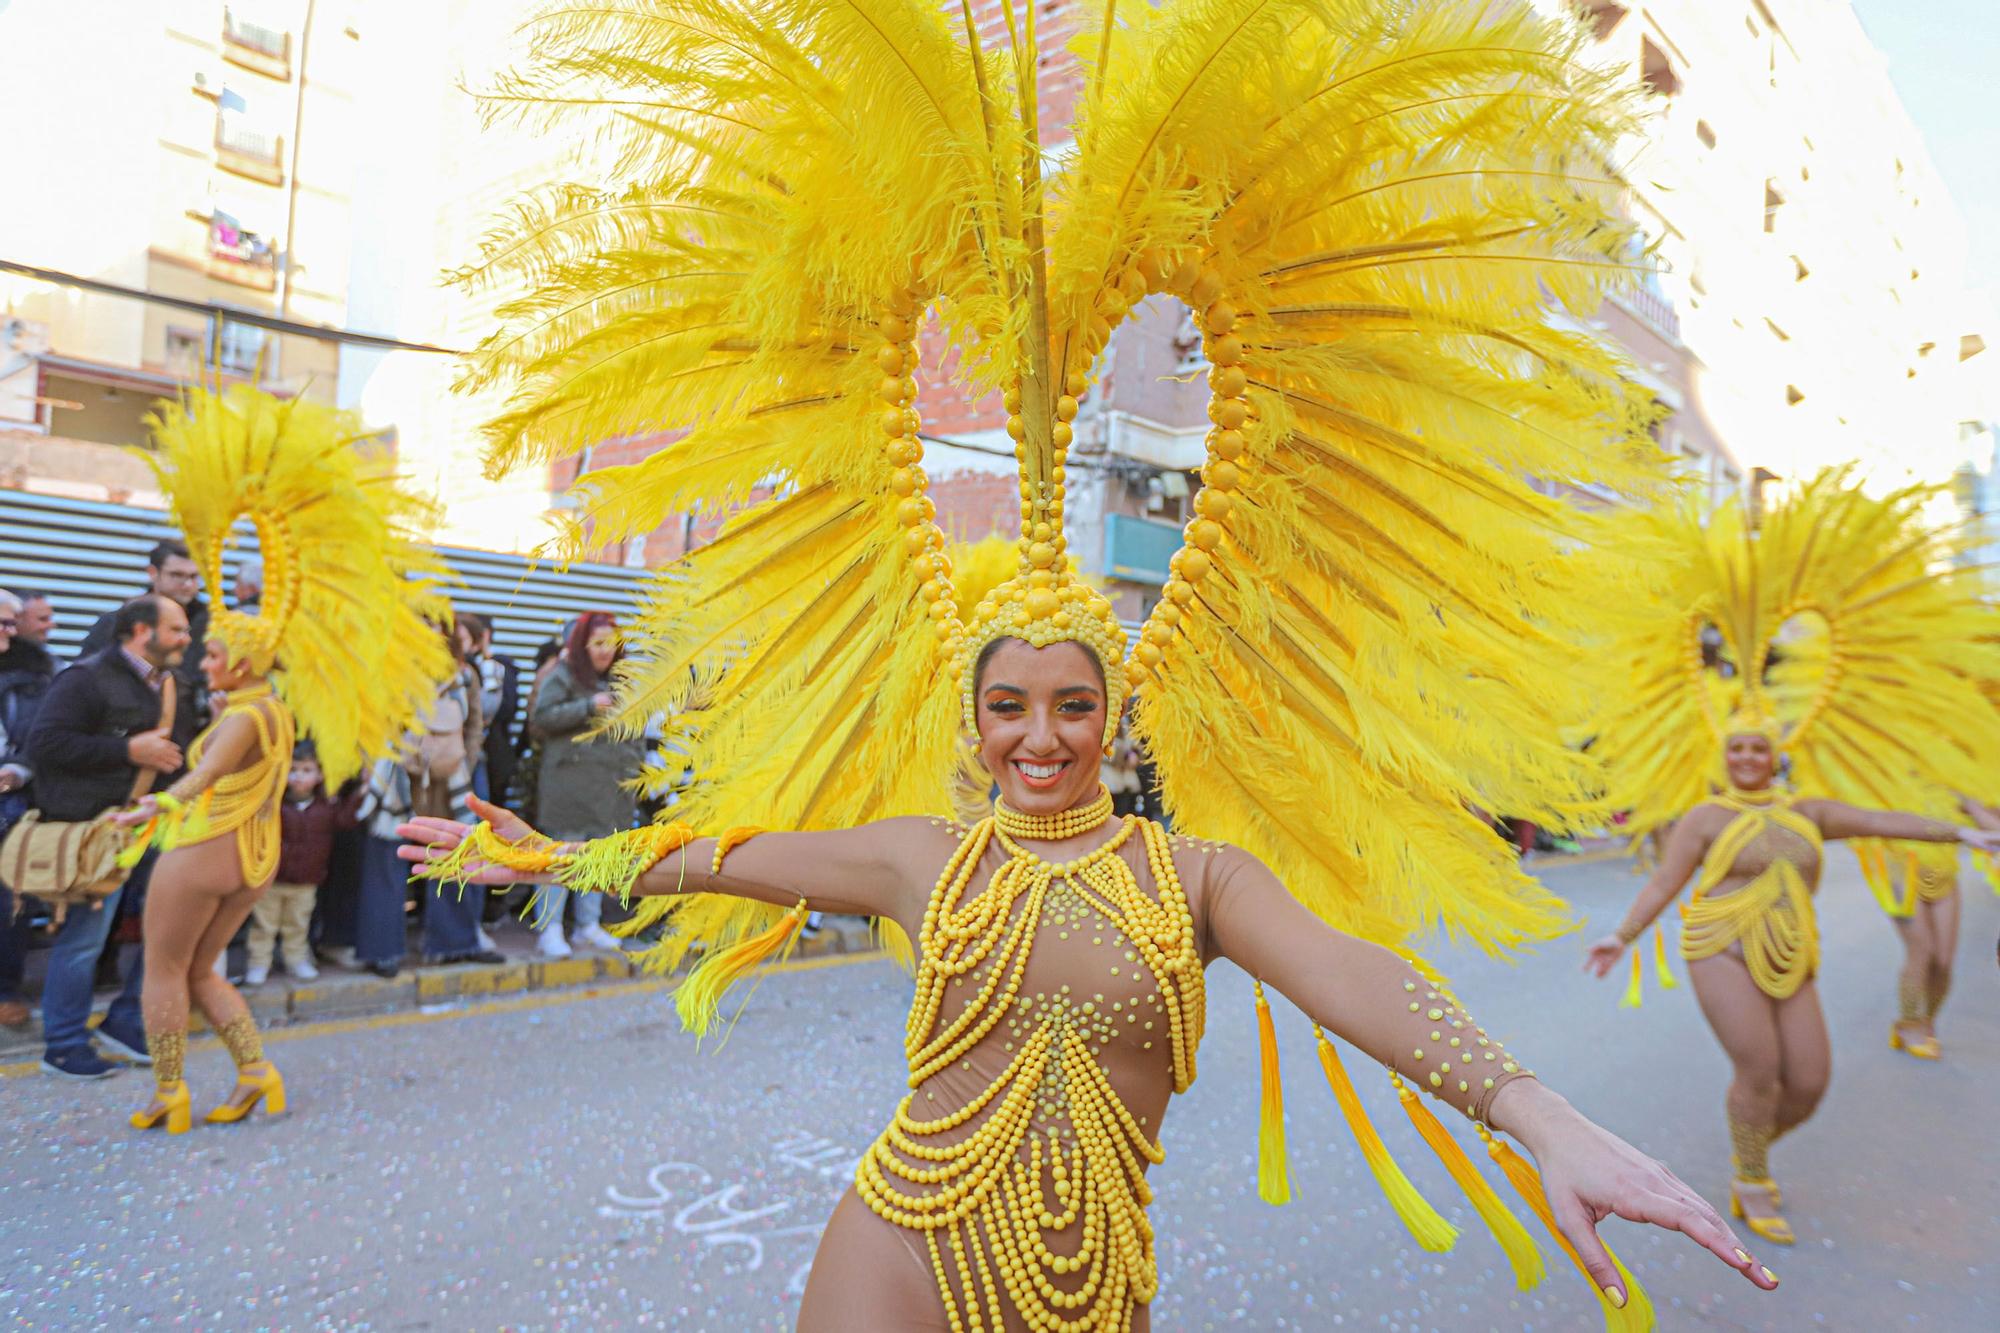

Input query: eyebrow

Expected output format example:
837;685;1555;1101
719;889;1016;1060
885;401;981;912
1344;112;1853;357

982;683;1102;697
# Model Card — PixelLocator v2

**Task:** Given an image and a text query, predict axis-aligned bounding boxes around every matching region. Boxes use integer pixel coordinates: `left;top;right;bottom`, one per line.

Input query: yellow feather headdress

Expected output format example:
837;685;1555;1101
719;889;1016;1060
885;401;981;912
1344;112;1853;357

143;384;455;785
461;0;1661;970
1586;465;2000;836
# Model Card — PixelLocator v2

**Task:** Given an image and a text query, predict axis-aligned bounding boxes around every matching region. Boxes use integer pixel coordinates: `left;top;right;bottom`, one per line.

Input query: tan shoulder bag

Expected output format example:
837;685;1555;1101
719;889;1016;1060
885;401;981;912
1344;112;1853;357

0;678;175;921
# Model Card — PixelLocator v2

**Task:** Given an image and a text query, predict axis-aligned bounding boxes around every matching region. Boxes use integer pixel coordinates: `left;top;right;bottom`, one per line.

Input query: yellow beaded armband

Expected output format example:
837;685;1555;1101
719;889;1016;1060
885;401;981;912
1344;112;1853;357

710;826;766;876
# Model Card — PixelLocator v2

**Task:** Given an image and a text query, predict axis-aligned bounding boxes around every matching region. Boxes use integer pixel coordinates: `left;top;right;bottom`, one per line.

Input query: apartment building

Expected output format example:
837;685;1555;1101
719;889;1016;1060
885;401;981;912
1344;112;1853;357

1569;0;1993;494
0;1;372;502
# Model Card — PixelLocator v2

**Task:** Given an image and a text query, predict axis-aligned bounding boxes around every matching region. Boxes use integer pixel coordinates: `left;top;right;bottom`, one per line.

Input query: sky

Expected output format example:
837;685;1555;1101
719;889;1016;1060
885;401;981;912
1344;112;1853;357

1850;0;2000;314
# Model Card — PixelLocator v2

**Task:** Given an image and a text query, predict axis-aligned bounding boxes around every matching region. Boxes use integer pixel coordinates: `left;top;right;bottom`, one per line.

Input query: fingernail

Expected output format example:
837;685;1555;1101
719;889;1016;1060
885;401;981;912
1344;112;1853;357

1605;1286;1626;1309
1734;1248;1751;1263
1761;1266;1779;1285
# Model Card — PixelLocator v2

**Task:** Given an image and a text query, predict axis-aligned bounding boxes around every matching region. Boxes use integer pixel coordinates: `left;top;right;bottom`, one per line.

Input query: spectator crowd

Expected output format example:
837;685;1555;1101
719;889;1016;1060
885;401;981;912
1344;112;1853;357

0;539;651;1081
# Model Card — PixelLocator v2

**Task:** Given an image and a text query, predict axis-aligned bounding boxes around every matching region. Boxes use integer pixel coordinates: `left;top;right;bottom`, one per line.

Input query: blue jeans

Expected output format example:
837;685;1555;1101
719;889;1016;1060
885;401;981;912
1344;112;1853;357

42;856;151;1057
422;880;486;958
527;883;601;935
355;834;410;967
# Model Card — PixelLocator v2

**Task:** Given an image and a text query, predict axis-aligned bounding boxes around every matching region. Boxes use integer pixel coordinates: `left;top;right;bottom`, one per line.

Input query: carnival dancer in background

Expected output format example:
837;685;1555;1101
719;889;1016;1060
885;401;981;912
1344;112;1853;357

1582;472;2000;1246
117;384;449;1133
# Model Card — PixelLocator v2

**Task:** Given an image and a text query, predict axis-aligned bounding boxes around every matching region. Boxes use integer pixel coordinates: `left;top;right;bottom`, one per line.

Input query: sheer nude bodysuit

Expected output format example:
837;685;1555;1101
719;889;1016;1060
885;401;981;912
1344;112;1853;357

635;813;1532;1333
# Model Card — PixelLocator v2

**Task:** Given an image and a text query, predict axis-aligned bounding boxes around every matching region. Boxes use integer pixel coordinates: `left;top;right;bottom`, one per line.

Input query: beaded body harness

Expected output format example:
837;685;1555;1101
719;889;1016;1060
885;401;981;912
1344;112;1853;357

856;793;1204;1332
164;685;294;886
1679;790;1821;1000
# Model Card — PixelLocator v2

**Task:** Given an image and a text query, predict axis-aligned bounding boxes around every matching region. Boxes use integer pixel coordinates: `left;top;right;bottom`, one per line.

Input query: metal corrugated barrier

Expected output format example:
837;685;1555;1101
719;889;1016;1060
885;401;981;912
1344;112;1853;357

0;488;649;672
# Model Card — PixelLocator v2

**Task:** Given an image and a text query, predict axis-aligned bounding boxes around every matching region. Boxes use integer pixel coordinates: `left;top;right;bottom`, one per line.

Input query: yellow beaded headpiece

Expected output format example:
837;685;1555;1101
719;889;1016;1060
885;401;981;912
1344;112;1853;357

143;384;455;785
1587;466;2000;836
465;0;1672;974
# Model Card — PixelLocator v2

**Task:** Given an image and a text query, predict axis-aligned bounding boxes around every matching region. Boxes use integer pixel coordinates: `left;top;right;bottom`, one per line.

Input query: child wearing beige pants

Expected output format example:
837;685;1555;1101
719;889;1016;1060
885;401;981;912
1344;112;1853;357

246;882;318;980
244;742;358;985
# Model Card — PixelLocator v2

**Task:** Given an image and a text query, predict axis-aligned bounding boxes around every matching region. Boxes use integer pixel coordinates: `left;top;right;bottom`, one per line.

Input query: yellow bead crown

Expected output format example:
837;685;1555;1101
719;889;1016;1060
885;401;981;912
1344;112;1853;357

954;569;1129;747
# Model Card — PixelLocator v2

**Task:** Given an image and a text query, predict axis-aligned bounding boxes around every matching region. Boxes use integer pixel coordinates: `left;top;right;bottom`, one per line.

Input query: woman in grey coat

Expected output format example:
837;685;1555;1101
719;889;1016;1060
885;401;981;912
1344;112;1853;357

528;612;643;957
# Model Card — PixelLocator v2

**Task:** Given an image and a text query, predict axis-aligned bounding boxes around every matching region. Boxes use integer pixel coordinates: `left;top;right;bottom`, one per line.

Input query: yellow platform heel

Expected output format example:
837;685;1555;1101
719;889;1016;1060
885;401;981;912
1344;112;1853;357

1889;1023;1941;1061
130;1080;193;1135
1729;1178;1794;1246
205;1061;286;1123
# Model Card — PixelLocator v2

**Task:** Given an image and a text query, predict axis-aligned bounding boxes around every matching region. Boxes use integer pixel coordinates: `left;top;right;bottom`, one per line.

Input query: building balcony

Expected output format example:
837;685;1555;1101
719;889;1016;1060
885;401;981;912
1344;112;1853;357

1612;284;1682;343
222;8;292;80
214;118;284;185
204;225;278;291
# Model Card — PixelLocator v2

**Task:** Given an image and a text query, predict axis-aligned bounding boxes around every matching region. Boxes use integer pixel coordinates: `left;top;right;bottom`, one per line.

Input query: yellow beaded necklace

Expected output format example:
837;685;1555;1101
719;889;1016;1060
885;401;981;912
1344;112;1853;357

994;784;1113;841
855;809;1204;1333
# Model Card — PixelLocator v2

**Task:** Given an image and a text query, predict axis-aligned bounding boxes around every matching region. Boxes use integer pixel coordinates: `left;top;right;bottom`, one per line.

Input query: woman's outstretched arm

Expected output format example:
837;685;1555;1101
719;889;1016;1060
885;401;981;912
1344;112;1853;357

1800;798;2000;848
1202;844;1777;1304
1582;813;1714;979
397;795;952;933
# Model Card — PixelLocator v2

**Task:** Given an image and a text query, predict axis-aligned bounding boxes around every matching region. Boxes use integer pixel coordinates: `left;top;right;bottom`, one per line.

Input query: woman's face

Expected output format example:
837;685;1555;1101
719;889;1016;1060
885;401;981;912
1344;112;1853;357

974;638;1107;817
202;638;254;692
586;625;618;674
1723;732;1777;790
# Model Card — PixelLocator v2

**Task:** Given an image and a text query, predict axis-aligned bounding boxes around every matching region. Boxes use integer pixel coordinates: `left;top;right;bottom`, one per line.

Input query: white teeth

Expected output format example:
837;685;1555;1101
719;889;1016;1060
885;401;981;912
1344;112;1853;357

1018;762;1064;779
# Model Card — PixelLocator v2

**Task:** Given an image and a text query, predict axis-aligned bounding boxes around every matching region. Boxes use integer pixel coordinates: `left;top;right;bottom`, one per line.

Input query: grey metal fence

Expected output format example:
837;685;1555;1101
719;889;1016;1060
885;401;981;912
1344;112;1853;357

0;488;648;689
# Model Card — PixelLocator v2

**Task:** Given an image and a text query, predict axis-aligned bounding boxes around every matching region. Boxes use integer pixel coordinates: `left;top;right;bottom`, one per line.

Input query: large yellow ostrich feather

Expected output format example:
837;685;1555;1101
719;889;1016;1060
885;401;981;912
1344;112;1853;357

461;0;1662;972
143;385;454;786
1585;466;2000;838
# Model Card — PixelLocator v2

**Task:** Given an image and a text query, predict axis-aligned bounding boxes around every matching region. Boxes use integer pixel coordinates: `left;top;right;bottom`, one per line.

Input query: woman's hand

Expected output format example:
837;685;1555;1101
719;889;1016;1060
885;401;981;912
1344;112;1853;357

110;794;161;828
1956;826;2000;854
590;691;616;713
395;794;556;884
1491;1083;1779;1302
1581;933;1629;979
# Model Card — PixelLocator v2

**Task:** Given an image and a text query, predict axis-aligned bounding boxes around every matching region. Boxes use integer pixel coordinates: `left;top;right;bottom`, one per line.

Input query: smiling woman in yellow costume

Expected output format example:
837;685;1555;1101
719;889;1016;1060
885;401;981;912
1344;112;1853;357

400;1;1780;1327
118;385;449;1133
1583;472;2000;1247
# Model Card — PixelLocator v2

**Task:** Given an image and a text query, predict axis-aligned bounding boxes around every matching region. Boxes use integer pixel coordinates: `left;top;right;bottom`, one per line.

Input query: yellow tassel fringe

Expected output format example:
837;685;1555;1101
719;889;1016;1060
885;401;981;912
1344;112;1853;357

1620;925;1676;1008
417;820;695;906
1392;1074;1544;1290
1312;1028;1457;1251
1479;1126;1655;1331
675;897;810;1038
1253;981;1291;1206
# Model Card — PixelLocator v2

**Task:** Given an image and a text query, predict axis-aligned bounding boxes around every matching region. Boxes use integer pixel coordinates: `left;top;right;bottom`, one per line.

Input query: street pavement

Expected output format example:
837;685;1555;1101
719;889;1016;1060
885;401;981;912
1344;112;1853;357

2;850;1994;1331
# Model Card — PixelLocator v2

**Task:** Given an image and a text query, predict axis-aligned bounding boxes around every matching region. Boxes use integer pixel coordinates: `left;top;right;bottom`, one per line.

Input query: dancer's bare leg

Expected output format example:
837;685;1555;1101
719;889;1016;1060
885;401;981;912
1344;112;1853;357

1688;953;1788;1233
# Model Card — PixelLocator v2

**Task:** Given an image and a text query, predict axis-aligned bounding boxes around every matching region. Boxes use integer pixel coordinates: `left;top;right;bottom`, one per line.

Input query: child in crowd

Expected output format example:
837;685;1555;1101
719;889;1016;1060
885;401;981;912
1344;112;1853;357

245;742;358;985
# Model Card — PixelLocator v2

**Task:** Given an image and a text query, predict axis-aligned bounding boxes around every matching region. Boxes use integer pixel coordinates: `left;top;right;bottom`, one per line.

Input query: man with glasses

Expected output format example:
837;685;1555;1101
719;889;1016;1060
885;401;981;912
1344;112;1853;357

78;541;211;722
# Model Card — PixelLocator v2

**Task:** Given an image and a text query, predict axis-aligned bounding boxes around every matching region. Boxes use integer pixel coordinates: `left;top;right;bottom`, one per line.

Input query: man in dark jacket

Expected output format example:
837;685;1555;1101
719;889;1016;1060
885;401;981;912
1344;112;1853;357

78;540;210;725
27;595;195;1078
0;590;57;1027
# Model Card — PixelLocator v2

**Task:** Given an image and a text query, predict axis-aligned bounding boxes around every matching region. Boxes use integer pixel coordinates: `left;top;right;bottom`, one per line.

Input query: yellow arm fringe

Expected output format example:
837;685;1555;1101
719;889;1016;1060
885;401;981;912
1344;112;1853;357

115;792;214;868
1390;1073;1544;1290
1252;981;1292;1206
1312;1028;1457;1252
1478;1124;1655;1331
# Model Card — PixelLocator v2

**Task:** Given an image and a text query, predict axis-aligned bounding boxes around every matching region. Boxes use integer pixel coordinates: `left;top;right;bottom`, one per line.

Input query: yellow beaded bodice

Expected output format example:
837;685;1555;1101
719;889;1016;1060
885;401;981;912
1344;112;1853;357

856;814;1205;1332
1679;792;1821;999
177;686;294;886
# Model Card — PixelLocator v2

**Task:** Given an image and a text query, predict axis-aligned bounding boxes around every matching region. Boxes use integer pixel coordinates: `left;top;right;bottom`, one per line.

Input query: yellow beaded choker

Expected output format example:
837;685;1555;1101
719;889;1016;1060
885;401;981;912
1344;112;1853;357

1722;784;1784;807
994;784;1113;841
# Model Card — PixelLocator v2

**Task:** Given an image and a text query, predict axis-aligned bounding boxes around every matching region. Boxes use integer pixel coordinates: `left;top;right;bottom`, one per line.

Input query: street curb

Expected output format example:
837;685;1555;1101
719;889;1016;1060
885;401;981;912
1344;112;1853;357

0;920;879;1066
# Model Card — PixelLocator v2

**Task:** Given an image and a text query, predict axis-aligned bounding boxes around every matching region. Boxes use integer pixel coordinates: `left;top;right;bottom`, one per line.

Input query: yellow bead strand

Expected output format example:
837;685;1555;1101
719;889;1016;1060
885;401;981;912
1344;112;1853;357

857;809;1205;1331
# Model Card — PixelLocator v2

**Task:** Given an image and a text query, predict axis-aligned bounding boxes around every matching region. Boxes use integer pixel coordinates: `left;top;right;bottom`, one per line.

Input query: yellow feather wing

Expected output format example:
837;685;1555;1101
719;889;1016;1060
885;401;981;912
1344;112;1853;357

1048;0;1661;954
461;1;1028;971
142;385;454;786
